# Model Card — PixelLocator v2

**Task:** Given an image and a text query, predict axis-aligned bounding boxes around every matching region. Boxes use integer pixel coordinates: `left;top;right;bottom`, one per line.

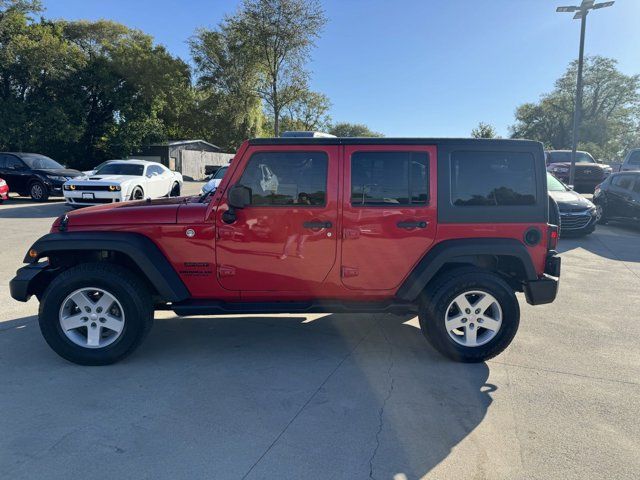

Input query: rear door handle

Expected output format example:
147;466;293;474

303;221;332;229
397;221;428;229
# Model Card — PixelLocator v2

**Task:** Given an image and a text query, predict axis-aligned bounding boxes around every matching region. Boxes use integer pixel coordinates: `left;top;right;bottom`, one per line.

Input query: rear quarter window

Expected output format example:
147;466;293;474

450;151;536;206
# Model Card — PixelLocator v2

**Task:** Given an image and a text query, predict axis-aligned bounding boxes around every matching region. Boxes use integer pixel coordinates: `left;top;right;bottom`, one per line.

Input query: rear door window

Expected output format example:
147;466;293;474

450;151;536;206
612;175;634;190
350;151;429;206
628;151;640;165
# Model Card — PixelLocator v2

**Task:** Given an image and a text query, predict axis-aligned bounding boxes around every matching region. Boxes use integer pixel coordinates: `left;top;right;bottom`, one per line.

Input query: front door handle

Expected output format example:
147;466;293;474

397;220;428;229
303;221;332;229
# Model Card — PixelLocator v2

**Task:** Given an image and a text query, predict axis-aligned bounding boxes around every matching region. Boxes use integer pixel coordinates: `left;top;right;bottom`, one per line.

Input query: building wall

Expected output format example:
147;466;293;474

179;150;234;180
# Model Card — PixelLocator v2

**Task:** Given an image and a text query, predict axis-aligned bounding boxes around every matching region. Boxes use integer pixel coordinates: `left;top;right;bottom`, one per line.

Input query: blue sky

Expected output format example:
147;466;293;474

44;0;639;137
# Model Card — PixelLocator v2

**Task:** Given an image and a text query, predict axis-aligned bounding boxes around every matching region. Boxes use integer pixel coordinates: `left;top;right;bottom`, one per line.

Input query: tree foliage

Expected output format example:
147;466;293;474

511;56;640;160
328;122;383;137
226;0;326;136
471;122;497;139
0;7;195;168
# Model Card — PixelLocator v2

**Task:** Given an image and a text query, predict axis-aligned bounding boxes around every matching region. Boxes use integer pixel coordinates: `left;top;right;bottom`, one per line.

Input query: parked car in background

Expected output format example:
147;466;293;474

547;173;597;236
0;177;9;203
200;164;229;195
620;148;640;172
63;160;183;207
545;150;610;193
593;172;640;225
0;153;83;201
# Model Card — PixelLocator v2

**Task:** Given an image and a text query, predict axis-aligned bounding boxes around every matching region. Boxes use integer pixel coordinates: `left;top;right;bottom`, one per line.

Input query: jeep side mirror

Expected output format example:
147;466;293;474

223;184;252;224
228;184;251;209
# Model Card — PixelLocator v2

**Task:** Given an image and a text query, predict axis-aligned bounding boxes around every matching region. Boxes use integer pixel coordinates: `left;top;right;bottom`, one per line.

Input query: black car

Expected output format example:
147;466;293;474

593;172;640;225
0;153;83;201
547;172;597;236
545;150;611;194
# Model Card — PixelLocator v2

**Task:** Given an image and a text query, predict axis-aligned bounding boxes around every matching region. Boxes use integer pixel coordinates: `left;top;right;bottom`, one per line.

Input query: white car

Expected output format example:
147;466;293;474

63;159;183;207
200;165;229;195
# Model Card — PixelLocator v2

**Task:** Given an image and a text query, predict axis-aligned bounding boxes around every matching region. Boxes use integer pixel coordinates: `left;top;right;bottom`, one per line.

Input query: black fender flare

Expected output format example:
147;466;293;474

22;232;190;302
395;238;538;301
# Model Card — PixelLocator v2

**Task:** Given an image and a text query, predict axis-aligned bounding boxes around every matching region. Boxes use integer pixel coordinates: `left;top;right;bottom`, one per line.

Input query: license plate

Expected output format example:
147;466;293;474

82;193;95;199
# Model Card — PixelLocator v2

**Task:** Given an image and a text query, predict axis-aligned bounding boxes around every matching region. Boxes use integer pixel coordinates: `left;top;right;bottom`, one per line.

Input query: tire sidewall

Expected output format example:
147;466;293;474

39;266;150;365
420;272;520;362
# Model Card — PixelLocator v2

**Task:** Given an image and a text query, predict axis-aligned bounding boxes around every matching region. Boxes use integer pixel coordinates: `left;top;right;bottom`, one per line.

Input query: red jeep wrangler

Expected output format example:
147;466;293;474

10;136;561;365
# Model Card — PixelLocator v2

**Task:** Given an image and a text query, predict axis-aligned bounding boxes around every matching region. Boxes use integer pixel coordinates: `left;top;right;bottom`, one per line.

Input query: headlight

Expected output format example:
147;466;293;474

108;185;121;191
63;184;76;191
48;175;67;182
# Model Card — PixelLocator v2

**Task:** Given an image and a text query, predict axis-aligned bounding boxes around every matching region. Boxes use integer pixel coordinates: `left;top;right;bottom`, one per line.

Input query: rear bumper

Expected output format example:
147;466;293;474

524;275;559;305
523;254;561;305
10;262;50;302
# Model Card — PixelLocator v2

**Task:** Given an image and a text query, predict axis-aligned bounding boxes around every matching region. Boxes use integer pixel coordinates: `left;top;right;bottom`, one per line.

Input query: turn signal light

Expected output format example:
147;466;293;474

28;249;38;258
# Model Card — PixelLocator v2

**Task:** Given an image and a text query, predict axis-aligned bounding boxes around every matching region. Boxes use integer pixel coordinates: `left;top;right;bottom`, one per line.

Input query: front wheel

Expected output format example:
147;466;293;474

169;182;180;197
595;203;608;224
30;181;49;202
419;268;520;362
38;263;153;365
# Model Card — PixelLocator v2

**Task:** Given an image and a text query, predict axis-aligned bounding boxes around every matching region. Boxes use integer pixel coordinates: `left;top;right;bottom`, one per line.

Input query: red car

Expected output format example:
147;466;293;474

11;135;560;365
0;177;9;202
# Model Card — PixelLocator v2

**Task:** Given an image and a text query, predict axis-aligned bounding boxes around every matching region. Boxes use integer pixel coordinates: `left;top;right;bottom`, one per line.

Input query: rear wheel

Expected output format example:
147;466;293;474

419;268;520;362
39;263;153;365
30;181;49;202
170;182;180;197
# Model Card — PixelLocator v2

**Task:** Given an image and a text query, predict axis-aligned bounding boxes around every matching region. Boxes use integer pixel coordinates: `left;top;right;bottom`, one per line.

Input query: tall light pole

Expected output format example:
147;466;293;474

556;0;614;186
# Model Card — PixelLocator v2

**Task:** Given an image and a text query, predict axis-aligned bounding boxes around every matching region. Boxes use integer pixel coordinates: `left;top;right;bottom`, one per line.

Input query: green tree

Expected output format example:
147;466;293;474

471;122;497;139
227;0;326;136
328;122;383;137
271;90;331;134
189;27;264;151
511;56;640;161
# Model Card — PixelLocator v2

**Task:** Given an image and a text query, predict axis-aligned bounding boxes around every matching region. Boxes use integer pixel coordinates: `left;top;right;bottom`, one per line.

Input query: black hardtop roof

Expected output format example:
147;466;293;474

248;137;543;148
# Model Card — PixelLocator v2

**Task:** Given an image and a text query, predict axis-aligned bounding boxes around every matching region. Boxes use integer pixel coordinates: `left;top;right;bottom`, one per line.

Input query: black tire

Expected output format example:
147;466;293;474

130;186;144;201
30;181;49;202
418;267;520;363
170;182;180;197
596;202;608;225
38;263;153;365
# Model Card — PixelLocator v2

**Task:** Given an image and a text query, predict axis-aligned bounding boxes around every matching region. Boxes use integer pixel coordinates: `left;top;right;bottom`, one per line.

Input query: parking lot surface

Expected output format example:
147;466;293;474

1;188;639;480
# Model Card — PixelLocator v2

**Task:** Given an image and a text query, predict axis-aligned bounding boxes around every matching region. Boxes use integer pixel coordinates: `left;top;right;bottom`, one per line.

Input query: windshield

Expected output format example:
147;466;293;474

547;173;567;192
95;163;144;176
20;154;64;170
213;166;228;180
548;151;595;164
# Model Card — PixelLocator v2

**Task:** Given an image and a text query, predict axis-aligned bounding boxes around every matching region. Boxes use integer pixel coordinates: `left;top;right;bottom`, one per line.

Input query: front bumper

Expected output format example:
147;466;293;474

63;190;126;206
9;262;51;302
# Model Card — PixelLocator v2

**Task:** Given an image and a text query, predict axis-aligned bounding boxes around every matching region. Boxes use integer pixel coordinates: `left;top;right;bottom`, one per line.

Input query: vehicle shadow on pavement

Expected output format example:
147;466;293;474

0;312;493;480
558;223;640;264
0;198;70;219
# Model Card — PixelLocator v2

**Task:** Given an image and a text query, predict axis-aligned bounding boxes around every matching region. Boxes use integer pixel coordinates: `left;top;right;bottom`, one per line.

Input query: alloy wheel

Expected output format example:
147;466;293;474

444;290;502;347
58;287;125;349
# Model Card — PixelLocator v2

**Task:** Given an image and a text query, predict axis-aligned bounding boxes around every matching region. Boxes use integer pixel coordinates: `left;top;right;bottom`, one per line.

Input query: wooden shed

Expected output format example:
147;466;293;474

132;140;233;180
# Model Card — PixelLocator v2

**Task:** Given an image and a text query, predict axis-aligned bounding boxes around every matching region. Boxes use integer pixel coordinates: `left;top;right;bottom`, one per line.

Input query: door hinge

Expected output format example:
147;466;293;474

343;228;360;240
217;265;236;277
341;266;359;278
